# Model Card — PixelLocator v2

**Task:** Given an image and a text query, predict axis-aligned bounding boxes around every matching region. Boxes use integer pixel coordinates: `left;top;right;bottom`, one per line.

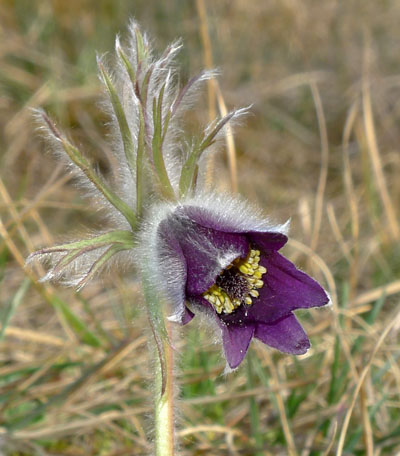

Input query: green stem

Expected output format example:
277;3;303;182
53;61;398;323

142;263;175;455
153;320;175;456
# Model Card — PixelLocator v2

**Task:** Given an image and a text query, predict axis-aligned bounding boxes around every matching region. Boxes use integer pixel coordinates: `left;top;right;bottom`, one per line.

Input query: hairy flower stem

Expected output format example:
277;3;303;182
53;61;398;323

153;320;175;456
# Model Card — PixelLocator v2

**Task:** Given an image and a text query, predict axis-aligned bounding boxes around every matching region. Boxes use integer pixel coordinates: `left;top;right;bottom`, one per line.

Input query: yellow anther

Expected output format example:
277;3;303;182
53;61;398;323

203;247;267;314
224;299;234;313
253;270;262;279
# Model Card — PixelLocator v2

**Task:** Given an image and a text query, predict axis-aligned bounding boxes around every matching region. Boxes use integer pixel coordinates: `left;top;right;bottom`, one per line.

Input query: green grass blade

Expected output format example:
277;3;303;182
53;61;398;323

246;354;264;455
0;278;30;342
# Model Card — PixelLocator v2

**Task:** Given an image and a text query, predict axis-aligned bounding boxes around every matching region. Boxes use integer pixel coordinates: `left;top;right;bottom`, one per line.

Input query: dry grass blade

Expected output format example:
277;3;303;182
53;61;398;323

178;424;245;439
195;0;217;121
196;0;239;193
264;353;298;456
64;336;146;406
185;378;314;405
362;76;400;241
353;280;400;306
336;308;400;456
214;81;238;192
321;421;337;456
3;409;150;441
195;0;239;192
310;82;329;251
288;238;358;380
360;383;374;456
0;178;37;257
327;203;352;263
2;3;400;454
342;100;360;245
4;326;66;346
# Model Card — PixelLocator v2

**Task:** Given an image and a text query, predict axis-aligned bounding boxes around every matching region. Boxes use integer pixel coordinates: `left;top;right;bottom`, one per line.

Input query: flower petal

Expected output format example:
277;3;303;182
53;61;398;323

182;227;249;295
221;323;255;369
221;251;329;326
222;252;329;324
254;313;310;354
157;218;188;322
247;231;288;252
164;213;249;296
182;307;195;324
261;251;329;311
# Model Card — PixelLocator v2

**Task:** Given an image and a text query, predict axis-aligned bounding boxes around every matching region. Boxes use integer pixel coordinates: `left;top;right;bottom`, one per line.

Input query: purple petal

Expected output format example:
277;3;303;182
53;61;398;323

166;214;249;295
222;251;329;326
222;323;255;369
247;231;288;252
157;218;188;322
181;307;195;325
254;313;310;354
261;251;329;311
183;229;248;295
158;211;249;299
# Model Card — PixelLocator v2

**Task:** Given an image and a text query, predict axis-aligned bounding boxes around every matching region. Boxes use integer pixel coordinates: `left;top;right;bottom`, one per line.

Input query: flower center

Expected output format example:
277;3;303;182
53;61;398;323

203;249;266;314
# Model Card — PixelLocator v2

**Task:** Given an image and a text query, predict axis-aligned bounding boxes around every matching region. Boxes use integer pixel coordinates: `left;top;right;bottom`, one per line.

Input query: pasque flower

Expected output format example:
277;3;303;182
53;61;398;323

28;21;329;370
26;21;331;456
144;194;329;369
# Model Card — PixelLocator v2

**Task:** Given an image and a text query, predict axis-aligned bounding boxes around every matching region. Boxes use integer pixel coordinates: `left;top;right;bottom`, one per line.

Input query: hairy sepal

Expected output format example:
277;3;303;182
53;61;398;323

34;110;137;229
98;59;136;183
179;107;251;197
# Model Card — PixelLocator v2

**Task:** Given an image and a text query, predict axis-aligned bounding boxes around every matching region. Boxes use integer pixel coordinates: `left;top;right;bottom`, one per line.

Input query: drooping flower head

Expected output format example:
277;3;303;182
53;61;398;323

143;193;329;369
27;21;329;369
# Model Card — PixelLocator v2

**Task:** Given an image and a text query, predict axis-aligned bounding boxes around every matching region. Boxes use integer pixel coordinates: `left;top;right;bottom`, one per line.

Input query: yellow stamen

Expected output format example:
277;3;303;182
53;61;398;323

253;270;262;279
202;248;267;314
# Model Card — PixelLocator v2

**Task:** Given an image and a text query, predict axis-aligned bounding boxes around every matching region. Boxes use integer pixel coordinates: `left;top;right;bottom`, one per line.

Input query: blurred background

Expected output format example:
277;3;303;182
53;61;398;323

1;0;400;454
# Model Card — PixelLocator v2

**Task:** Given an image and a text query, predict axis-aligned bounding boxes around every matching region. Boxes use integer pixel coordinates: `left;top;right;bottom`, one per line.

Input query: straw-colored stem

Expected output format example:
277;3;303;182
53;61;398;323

310;82;329;251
